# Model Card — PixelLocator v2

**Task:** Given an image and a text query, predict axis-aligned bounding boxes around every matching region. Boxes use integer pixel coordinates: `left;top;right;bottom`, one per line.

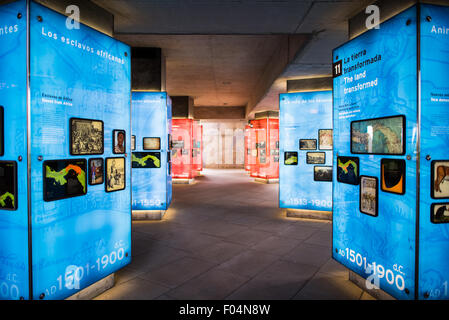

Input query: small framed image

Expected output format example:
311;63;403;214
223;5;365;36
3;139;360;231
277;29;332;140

284;152;298;166
260;156;266;164
431;160;449;199
337;156;359;185
70;118;104;155
306;152;326;164
181;149;189;156
258;141;266;149
431;203;449;224
360;176;378;217
143;137;161;150
381;159;405;195
318;129;333;150
131;135;136;151
299;139;317;150
0;106;4;156
43;159;87;202
314;166;333;182
105;157;126;192
88;158;104;186
274;156;280;163
113;130;126;154
275;141;279;149
172;140;184;149
259;149;266;157
351;115;405;155
132;152;161;169
0;161;17;210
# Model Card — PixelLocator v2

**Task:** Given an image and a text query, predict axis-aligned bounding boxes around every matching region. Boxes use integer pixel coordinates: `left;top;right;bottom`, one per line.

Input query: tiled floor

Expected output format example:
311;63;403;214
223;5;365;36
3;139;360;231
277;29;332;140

95;169;375;300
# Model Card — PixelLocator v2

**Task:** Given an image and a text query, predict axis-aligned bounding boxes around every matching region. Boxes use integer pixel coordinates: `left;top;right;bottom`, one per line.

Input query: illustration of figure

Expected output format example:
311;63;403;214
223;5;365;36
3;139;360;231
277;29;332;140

114;131;125;154
66;169;83;195
435;165;449;193
435;205;449;221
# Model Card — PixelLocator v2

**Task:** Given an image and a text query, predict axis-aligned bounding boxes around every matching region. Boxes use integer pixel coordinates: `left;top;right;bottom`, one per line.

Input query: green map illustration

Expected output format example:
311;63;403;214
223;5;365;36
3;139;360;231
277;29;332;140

0;192;14;208
285;155;298;165
338;158;358;174
45;164;86;193
132;153;161;168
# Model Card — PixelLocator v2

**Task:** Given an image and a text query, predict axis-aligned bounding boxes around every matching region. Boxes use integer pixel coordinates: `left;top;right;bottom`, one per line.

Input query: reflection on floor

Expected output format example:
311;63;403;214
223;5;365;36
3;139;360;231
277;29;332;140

95;169;375;300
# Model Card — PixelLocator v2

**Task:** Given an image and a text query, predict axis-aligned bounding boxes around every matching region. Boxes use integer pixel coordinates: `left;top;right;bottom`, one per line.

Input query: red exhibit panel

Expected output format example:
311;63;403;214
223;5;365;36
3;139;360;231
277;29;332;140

250;118;279;180
192;121;203;173
172;119;195;179
244;125;251;172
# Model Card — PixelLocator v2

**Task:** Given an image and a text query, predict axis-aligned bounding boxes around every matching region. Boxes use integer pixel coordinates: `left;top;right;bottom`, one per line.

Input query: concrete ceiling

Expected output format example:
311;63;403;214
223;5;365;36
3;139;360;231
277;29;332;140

92;0;373;118
117;34;307;107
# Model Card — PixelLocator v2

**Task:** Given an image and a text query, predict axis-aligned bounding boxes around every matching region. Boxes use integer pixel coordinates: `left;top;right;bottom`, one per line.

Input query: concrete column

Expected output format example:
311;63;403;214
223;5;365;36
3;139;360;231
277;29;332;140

287;77;332;93
131;47;165;92
171;96;194;119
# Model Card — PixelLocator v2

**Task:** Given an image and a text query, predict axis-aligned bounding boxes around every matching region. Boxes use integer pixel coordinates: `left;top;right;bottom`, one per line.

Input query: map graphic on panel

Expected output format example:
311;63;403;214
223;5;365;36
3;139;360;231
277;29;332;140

44;159;87;202
132;152;161;169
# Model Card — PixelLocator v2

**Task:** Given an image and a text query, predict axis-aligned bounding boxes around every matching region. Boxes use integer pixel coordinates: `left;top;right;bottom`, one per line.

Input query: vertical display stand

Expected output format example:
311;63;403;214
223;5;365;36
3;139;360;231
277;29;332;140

172;118;195;184
131;92;172;220
0;0;131;300
332;4;449;300
192;121;203;176
279;91;333;220
250;118;279;184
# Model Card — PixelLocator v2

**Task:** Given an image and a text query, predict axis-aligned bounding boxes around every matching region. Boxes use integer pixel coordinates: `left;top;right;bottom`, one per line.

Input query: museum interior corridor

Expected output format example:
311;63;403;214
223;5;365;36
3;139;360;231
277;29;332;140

95;169;374;300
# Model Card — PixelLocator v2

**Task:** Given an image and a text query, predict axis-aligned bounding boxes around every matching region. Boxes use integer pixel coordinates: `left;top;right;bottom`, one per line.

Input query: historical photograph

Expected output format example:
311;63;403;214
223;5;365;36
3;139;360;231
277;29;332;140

131;135;136;151
314;166;333;182
351;116;405;155
337;156;359;185
70;118;104;155
113;130;126;154
143;137;161;150
306;152;326;164
381;159;405;195
88;158;104;185
106;158;125;192
432;160;449;199
360;176;378;216
431;203;449;224
319;129;333;150
300;139;317;150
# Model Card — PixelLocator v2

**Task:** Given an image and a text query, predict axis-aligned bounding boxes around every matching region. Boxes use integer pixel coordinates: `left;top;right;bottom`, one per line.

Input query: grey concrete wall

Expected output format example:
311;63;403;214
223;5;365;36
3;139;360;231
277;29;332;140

201;120;246;168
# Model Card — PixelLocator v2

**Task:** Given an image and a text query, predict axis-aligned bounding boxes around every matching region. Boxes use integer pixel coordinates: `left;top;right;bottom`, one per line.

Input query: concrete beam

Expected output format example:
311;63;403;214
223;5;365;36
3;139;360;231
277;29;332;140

34;0;114;36
194;107;245;120
245;34;310;118
348;0;448;40
287;77;333;93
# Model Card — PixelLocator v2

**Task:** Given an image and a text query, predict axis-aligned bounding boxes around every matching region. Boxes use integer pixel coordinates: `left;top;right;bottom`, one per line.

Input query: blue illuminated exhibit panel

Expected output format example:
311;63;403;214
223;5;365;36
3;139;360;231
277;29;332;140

0;0;28;300
279;91;333;212
0;0;132;300
419;5;449;300
131;92;172;211
333;4;449;300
